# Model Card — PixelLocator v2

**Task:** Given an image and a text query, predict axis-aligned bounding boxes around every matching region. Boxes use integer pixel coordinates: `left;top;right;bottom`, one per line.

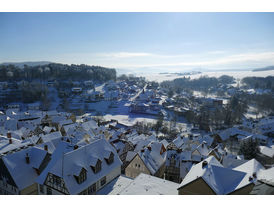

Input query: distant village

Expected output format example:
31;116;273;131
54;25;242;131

0;64;274;195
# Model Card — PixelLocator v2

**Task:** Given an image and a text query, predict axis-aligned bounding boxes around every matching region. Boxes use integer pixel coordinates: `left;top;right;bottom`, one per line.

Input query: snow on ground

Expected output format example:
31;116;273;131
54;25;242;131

245;105;264;119
140;70;274;82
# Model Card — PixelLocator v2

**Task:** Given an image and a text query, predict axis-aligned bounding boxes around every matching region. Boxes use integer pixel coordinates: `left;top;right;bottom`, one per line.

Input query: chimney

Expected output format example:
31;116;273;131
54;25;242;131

9;139;12;144
25;153;30;164
7;132;11;139
44;145;48;151
74;145;79;150
147;146;151;151
252;172;257;179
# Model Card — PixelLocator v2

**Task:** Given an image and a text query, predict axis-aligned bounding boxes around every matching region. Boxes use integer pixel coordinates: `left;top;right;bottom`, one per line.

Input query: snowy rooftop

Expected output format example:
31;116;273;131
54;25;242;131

257;167;274;186
178;156;254;194
97;175;133;195
2;146;48;190
118;173;179;195
0;136;32;155
218;127;251;141
138;142;166;175
36;138;122;194
259;146;274;158
234;158;265;176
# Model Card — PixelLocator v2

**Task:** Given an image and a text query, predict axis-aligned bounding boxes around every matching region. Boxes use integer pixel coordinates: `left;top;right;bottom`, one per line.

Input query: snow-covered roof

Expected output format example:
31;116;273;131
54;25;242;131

126;151;137;162
259;146;274;158
178;156;254;194
43;126;55;134
160;139;169;149
0;136;31;155
81;119;98;131
2;146;48;190
59;119;73;126
138;144;166;175
40;131;62;143
172;136;185;149
118;173;179;195
222;156;248;168
36;138;122;194
234;159;265;176
257;167;274;186
96;175;133;195
218;127;251;141
195;142;209;157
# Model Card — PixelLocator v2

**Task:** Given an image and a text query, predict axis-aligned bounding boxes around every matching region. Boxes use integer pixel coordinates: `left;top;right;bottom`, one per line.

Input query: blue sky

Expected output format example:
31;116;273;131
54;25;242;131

1;12;274;73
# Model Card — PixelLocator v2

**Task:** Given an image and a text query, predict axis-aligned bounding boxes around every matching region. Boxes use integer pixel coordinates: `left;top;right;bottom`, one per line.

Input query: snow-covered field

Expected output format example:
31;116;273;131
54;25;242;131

140;70;274;82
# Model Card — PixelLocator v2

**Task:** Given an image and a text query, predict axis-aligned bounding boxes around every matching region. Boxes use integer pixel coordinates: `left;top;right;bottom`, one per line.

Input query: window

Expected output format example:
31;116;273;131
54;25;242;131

105;152;114;165
47;187;52;195
40;184;44;193
91;159;102;174
88;183;96;194
75;168;87;184
100;176;106;186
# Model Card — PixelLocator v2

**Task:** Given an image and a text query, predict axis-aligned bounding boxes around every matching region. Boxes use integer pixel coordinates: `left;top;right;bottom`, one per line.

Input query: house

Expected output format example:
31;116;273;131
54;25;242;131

164;149;182;183
27;102;40;111
165;146;201;183
36;138;122;195
191;141;209;160
37;131;63;144
233;158;265;178
110;139;135;173
256;146;274;167
250;167;274;194
221;155;248;168
117;173;179;195
177;156;256;195
125;141;166;179
0;146;50;195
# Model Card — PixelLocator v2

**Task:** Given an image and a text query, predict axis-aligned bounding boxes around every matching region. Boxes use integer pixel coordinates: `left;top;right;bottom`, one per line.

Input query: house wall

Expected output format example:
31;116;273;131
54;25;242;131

154;163;166;178
165;165;180;183
229;184;254;195
0;180;19;195
178;178;216;195
20;183;38;195
104;165;121;190
125;155;150;178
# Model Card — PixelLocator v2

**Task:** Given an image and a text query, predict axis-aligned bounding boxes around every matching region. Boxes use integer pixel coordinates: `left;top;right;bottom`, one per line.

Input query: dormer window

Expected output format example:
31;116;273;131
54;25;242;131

91;159;102;174
105;152;114;165
74;168;87;184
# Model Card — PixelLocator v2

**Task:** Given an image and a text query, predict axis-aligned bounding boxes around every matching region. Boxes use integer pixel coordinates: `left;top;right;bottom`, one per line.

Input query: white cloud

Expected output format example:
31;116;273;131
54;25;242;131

97;52;153;58
102;51;274;72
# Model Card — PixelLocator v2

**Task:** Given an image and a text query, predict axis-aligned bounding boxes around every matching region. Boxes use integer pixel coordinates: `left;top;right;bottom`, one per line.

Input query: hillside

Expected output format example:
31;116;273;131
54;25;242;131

253;66;274;72
0;63;116;82
0;61;53;68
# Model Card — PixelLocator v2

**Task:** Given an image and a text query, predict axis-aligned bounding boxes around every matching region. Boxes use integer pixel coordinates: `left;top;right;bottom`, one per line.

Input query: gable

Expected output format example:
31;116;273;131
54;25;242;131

127;154;150;174
0;158;17;188
178;177;216;195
